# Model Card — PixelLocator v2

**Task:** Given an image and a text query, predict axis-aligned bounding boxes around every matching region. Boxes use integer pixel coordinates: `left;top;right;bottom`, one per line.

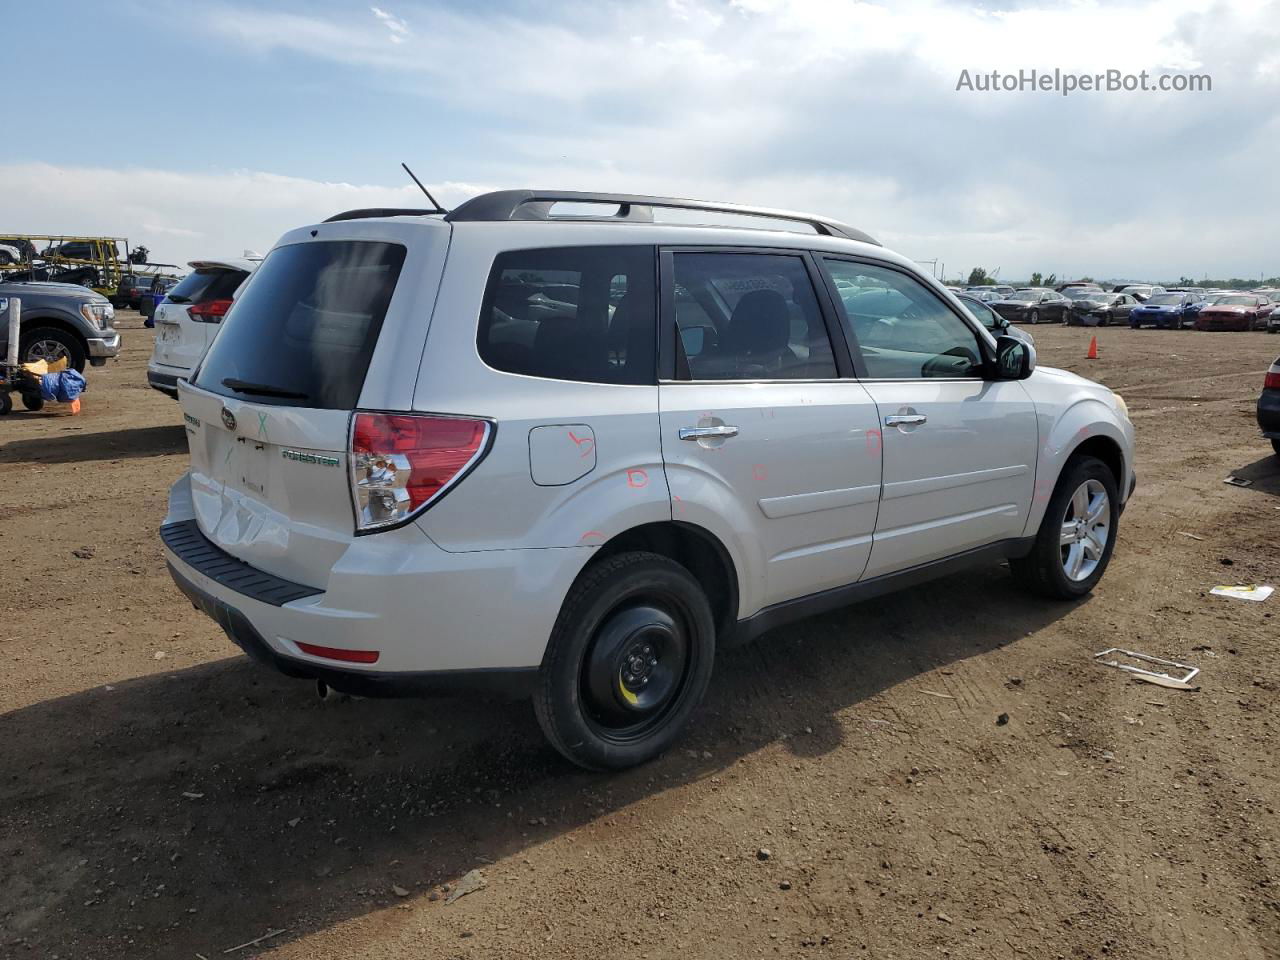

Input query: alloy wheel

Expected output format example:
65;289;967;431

1060;479;1110;581
25;339;70;364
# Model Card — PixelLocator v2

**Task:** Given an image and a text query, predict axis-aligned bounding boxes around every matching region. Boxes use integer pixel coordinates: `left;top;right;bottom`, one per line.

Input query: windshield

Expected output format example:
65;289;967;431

1217;296;1257;306
1146;294;1182;305
1062;288;1100;299
1008;292;1038;302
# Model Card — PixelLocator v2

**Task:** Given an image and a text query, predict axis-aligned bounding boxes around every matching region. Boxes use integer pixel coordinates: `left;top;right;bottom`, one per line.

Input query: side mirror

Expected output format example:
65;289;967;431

993;335;1035;380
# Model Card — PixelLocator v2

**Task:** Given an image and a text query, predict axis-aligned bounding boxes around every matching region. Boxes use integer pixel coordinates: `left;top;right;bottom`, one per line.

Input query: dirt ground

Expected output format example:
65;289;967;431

1;312;1278;960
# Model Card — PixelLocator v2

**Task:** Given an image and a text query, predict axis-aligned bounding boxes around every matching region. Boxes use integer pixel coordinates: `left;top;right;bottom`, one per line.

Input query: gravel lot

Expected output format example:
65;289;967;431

2;313;1278;959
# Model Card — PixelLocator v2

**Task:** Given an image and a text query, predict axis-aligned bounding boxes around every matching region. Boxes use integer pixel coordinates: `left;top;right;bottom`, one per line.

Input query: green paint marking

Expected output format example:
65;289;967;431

257;412;269;439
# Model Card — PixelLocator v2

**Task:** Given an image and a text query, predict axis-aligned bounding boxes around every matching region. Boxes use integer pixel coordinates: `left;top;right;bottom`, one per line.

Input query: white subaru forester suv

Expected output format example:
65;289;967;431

161;190;1135;770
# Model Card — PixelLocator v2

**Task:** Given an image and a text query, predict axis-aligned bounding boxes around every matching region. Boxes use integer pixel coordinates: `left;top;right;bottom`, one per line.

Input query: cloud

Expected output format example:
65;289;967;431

370;5;409;44
18;0;1280;279
0;162;490;268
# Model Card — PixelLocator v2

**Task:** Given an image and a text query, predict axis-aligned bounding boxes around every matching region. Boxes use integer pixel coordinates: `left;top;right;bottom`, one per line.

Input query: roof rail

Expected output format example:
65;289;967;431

443;190;880;245
322;208;444;224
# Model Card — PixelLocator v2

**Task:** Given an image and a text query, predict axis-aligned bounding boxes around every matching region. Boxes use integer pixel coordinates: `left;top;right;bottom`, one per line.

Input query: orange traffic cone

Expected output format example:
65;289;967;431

1086;336;1099;360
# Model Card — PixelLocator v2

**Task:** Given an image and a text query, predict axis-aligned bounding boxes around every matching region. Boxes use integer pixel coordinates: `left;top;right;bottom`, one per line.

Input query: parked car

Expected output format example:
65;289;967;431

158;189;1135;770
140;277;181;322
0;237;37;265
1266;304;1280;334
1114;284;1165;302
990;288;1070;324
146;258;258;397
1057;282;1104;293
1068;292;1139;327
964;288;1004;304
0;280;119;370
1260;356;1280;457
113;273;155;308
1127;292;1203;329
41;240;111;261
956;293;1034;345
1188;294;1224;318
1194;294;1274;331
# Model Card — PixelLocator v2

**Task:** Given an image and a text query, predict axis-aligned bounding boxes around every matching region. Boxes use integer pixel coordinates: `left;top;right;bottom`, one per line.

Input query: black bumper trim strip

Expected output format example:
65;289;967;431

160;520;322;607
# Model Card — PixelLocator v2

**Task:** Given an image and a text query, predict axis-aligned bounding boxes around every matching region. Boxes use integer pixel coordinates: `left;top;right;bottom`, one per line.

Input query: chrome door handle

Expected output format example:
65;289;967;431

884;414;927;426
679;425;739;440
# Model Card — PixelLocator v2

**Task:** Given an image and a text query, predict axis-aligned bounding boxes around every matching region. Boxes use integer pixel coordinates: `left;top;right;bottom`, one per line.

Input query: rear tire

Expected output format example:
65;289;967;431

533;551;716;771
21;392;43;411
1029;310;1040;325
0;392;11;415
1011;456;1119;600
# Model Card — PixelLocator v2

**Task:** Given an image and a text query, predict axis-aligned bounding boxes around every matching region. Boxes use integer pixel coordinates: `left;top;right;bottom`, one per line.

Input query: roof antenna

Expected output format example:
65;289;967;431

401;162;446;214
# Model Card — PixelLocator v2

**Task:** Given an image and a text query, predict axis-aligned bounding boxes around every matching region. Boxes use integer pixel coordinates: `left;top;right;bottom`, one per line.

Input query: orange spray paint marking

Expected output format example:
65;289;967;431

567;430;595;459
752;464;767;482
626;468;649;488
672;494;687;516
865;429;882;454
580;530;605;544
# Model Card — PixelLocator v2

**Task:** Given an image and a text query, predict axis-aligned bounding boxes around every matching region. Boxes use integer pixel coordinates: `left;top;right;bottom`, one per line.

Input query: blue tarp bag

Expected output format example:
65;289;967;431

40;370;87;403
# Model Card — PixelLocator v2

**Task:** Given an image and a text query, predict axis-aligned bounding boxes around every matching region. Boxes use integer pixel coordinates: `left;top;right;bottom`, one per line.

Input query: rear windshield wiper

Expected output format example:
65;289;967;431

222;377;310;400
167;295;191;303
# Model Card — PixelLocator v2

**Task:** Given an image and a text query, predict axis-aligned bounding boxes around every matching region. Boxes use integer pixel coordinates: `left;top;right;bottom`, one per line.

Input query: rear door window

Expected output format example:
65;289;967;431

670;252;837;380
194;241;405;409
477;245;656;385
166;268;248;304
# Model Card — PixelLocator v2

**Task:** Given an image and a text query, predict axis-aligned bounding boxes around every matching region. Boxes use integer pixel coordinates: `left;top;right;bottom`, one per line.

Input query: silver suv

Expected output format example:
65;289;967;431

160;190;1136;770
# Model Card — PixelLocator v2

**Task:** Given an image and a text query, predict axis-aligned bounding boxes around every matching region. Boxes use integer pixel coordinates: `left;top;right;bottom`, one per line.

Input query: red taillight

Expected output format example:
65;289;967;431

296;641;380;664
350;412;491;532
1265;371;1280;390
189;298;234;323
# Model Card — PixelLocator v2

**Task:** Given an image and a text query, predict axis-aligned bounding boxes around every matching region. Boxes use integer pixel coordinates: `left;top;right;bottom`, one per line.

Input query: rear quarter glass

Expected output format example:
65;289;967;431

193;240;406;410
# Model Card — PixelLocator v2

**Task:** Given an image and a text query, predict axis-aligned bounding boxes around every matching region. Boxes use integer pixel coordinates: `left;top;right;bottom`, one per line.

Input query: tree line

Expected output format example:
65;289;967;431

961;267;1279;289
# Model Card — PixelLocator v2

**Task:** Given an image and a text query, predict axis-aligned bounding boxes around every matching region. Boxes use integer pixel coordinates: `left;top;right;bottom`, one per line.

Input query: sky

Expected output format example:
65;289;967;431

2;0;1278;282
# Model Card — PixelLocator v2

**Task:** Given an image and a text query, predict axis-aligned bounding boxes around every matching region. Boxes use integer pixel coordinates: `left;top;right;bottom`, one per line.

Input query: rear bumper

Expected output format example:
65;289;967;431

166;557;535;698
147;360;191;397
1258;390;1280;438
148;370;180;397
159;473;584;685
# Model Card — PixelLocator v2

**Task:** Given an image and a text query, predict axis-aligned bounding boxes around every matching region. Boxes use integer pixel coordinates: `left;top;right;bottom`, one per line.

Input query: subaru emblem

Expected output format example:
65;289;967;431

221;407;237;431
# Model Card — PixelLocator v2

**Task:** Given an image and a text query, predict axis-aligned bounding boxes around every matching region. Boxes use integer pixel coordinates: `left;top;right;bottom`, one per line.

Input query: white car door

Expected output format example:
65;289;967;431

658;249;883;614
818;258;1038;579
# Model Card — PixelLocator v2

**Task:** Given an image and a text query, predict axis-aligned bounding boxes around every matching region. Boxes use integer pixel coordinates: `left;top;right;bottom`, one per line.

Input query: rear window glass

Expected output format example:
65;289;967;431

477;246;656;385
166;268;248;304
194;241;405;409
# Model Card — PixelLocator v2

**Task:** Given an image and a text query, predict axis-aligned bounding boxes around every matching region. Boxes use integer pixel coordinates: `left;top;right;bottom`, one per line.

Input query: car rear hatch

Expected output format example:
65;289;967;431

153;262;251;374
178;229;445;586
